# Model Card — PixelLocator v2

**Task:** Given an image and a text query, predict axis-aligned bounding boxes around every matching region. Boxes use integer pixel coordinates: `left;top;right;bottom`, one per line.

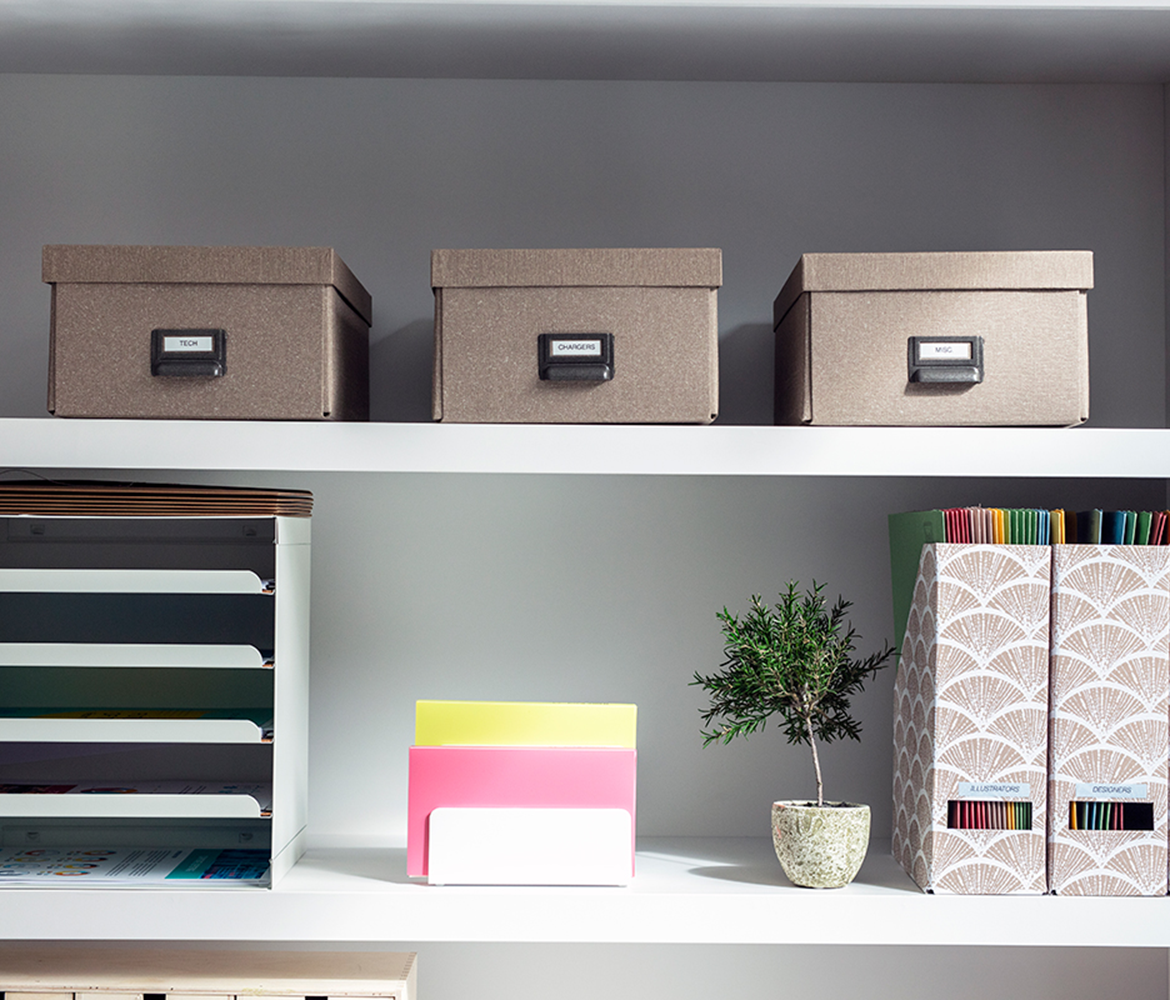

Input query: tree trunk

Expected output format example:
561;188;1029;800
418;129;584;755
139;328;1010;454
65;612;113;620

805;716;824;807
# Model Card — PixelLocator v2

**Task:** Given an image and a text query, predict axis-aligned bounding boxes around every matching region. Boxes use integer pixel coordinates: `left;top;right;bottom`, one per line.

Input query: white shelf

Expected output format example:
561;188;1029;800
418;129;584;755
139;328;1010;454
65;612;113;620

0;838;1166;946
3;418;1169;479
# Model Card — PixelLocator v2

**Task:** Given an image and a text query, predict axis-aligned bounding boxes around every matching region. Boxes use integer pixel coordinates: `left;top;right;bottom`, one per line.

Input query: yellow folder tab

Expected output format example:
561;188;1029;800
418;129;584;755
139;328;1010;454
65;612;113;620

415;700;637;747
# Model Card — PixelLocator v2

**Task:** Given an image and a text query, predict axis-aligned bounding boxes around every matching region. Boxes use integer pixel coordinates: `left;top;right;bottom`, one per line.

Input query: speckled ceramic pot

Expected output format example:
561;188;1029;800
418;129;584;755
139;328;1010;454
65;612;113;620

771;800;870;888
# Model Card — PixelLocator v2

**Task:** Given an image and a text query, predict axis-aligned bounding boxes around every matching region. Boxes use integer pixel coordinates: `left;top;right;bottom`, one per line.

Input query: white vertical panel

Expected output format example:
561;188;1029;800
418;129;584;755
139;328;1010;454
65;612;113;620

270;516;311;885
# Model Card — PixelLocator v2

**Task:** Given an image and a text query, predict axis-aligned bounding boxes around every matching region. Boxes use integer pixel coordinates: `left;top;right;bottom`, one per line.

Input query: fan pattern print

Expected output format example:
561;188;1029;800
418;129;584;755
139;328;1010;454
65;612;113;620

1048;545;1170;896
893;543;1050;893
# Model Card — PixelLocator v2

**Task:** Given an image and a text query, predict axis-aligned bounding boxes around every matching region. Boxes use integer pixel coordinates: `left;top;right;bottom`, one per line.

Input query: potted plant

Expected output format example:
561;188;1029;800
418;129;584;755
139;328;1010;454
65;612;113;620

691;581;895;888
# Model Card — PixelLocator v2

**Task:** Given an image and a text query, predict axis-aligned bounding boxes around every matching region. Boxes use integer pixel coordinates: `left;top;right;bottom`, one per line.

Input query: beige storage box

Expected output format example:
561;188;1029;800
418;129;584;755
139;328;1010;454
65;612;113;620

44;245;372;420
773;250;1092;426
0;944;416;1000
431;247;721;423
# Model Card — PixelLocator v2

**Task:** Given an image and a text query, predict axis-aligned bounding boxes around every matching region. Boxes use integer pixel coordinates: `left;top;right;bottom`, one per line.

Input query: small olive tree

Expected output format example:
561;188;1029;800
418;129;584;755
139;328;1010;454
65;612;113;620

691;581;895;808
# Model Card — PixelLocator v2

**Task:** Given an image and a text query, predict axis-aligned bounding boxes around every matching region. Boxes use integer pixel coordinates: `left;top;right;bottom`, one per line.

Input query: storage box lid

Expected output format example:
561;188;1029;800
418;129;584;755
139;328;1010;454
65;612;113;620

773;250;1093;330
431;247;722;289
0;944;415;995
42;244;372;325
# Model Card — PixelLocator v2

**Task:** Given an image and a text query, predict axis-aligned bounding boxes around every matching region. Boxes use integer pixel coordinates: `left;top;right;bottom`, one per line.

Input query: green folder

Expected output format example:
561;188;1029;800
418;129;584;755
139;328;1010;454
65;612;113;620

888;509;946;658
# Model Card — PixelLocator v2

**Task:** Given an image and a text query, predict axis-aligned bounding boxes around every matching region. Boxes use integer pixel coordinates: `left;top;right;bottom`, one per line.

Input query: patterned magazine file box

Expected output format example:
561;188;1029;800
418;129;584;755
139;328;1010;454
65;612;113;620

1048;545;1170;895
892;543;1051;893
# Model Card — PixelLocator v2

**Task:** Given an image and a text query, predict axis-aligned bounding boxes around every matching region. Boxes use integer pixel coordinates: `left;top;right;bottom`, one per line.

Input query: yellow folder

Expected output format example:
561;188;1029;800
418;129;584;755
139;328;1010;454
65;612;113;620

415;700;637;747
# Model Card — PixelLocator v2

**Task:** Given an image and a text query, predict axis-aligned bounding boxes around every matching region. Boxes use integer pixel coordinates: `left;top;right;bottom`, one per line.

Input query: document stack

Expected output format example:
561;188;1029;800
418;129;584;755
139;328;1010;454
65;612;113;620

407;699;637;885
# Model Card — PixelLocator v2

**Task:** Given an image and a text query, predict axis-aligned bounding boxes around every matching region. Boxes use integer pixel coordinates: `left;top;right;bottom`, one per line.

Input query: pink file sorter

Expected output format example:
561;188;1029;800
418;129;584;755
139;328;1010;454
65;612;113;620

407;745;637;877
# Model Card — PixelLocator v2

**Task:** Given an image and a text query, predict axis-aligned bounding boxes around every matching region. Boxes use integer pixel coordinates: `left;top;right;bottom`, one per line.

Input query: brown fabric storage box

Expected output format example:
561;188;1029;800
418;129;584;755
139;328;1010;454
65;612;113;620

44;245;372;420
772;250;1092;426
431;248;721;423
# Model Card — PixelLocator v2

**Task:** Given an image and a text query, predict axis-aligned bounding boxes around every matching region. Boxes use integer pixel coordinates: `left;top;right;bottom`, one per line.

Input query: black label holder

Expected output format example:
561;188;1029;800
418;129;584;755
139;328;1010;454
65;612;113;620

151;328;227;377
907;335;984;384
538;333;614;382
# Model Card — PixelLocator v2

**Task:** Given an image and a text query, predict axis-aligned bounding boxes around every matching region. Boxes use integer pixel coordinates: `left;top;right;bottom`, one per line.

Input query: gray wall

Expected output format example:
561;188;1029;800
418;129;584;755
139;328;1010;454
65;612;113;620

3;75;1168;1000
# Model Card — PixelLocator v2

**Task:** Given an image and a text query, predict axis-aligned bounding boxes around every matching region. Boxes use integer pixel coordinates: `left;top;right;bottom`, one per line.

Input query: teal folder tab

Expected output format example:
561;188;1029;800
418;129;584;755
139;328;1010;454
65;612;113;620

888;509;946;658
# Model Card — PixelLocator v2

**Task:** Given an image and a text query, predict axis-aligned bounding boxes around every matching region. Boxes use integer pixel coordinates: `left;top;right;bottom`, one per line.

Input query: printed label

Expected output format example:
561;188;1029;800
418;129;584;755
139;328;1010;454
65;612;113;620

956;782;1030;798
163;335;213;353
918;341;972;360
551;340;602;357
1075;783;1148;800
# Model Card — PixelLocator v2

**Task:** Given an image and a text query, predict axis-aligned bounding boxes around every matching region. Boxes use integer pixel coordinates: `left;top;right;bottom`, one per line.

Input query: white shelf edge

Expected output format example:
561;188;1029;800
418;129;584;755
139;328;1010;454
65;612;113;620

3;419;1169;479
0;793;265;820
0;838;1165;947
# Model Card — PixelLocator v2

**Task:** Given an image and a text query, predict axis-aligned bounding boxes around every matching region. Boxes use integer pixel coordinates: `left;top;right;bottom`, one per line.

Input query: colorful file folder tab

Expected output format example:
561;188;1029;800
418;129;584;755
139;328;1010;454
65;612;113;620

407;700;637;886
892;506;1170;548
